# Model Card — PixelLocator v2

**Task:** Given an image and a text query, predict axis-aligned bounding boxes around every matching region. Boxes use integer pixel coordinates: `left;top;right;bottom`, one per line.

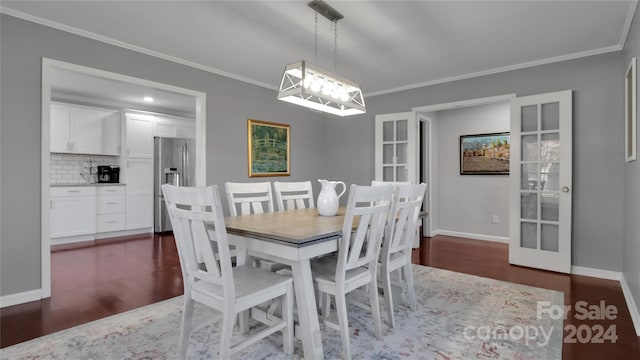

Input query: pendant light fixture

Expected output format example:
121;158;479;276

277;0;365;116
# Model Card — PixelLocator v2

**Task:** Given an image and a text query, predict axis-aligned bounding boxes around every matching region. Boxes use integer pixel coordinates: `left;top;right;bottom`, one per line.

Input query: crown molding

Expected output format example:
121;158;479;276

0;7;278;91
2;4;636;98
366;45;622;97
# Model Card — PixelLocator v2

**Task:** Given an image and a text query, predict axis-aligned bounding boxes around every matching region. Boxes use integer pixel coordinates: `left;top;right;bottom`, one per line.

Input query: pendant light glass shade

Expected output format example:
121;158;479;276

277;61;366;116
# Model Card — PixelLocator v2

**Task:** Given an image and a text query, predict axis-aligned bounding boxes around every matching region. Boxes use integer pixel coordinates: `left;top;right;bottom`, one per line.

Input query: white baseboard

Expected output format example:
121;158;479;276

570;266;622;281
0;289;42;308
432;229;509;243
620;274;640;337
95;228;152;239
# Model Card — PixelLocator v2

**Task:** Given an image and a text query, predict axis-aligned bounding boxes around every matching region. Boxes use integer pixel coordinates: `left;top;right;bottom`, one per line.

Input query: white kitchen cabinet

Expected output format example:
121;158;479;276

101;111;121;156
124;158;153;230
126;114;153;158
72;106;103;155
96;186;126;232
51;103;72;152
50;186;96;238
152;115;195;139
50;102;121;155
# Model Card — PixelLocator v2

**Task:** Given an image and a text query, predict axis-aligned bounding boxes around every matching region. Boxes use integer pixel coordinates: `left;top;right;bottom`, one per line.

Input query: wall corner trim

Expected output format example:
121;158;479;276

620;274;640;337
0;289;42;308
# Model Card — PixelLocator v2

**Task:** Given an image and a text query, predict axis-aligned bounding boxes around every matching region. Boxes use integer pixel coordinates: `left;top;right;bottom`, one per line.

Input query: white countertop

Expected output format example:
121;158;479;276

51;183;126;187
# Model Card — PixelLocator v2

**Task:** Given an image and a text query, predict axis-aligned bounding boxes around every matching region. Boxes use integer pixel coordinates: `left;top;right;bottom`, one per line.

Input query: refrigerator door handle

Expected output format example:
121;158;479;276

183;141;189;187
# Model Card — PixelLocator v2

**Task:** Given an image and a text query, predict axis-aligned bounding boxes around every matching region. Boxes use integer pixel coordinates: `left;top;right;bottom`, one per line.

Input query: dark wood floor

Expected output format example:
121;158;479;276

1;234;639;359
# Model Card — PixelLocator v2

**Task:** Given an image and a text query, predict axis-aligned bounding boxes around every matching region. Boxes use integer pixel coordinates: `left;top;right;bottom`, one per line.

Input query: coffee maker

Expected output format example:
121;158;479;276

97;165;120;183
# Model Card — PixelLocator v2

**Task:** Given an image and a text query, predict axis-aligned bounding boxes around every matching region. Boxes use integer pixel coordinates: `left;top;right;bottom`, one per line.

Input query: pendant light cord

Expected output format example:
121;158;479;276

333;20;338;72
314;12;318;64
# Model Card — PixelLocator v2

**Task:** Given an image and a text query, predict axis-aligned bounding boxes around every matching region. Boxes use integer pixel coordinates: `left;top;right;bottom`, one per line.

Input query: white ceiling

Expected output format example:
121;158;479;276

51;67;197;116
2;1;637;96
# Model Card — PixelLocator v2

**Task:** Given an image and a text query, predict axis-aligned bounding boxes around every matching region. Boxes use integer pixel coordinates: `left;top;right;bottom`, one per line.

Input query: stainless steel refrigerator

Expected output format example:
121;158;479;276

154;136;195;232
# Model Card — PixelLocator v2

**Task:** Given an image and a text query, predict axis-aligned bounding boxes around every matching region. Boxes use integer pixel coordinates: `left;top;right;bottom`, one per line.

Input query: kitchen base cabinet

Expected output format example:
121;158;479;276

50;184;149;245
96;186;126;232
50;186;96;239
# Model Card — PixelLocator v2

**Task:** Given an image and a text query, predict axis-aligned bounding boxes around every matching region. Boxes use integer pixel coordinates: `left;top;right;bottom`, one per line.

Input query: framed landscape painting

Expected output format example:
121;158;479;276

460;132;510;175
247;119;290;177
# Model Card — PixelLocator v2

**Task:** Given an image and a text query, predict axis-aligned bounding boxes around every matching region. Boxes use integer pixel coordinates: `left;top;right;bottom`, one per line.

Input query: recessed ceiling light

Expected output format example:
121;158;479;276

143;96;154;102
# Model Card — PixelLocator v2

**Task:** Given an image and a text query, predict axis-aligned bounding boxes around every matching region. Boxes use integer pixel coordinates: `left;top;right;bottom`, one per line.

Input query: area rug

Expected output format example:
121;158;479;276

1;265;563;359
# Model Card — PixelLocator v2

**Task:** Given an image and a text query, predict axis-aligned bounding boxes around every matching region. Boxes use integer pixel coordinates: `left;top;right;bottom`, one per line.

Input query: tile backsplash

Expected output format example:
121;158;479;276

50;153;118;184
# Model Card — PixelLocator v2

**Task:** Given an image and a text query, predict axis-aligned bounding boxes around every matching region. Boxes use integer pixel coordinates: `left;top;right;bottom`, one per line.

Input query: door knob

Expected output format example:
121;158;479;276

562;186;570;193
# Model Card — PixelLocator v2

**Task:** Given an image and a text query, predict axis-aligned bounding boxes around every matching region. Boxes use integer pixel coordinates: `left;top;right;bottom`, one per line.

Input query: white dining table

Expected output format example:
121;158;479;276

225;207;347;360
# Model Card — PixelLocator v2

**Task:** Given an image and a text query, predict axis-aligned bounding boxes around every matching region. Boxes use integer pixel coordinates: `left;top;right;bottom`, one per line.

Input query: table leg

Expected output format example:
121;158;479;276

291;259;324;360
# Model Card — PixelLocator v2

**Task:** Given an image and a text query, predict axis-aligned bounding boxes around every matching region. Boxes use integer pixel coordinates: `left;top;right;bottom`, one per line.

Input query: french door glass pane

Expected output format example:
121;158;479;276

541;193;560;221
541;133;560;161
396;166;407;181
521;105;538;132
541;102;560;131
383;122;394;142
383;144;393;164
521;164;538;190
521;193;537;220
383;166;394;181
521;222;537;249
541;224;559;252
397;143;407;164
522;135;538;161
396;120;407;141
540;162;559;191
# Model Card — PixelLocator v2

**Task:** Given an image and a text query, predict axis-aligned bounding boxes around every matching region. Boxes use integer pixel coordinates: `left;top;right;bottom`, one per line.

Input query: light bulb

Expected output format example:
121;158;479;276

331;88;341;99
340;92;350;102
310;82;321;92
303;76;312;89
322;84;333;96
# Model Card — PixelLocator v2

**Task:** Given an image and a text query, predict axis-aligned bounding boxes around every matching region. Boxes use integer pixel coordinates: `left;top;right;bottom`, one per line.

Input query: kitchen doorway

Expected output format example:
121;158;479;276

40;58;207;299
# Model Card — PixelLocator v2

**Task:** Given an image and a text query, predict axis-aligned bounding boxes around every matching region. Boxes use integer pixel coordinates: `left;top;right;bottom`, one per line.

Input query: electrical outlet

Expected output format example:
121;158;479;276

492;215;499;224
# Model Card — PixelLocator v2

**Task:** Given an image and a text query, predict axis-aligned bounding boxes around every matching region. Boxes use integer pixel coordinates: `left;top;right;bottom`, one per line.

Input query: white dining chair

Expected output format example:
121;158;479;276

311;184;393;360
224;181;284;272
378;183;426;328
273;181;315;211
162;184;294;360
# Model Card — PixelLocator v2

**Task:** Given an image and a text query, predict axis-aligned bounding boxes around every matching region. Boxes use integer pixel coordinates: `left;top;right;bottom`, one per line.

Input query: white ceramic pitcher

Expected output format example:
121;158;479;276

317;179;346;216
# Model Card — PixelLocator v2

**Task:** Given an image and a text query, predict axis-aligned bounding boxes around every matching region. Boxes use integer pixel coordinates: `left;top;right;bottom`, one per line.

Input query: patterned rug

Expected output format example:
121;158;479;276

1;265;563;359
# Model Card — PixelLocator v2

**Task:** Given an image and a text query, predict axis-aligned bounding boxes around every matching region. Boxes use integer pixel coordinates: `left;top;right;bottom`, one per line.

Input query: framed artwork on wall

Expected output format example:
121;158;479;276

460;132;510;175
625;57;637;163
247;119;290;177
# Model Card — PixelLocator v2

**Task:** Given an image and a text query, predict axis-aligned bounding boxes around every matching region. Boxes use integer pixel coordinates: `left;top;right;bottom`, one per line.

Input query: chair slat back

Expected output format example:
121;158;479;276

163;184;235;299
273;181;315;211
383;183;426;260
225;182;274;216
338;185;393;276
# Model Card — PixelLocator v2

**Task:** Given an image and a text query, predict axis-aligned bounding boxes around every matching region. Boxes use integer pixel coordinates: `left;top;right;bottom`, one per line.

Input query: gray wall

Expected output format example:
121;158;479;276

622;4;640;331
435;102;510;238
0;15;327;296
326;51;625;272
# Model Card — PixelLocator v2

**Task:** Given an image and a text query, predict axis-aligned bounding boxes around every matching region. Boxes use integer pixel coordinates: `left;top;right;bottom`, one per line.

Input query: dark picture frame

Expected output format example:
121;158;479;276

247;119;290;177
625;57;637;163
460;132;510;175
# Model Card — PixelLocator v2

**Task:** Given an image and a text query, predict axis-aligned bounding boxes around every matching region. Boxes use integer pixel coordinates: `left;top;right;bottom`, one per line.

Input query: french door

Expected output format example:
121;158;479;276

509;90;572;273
374;112;418;183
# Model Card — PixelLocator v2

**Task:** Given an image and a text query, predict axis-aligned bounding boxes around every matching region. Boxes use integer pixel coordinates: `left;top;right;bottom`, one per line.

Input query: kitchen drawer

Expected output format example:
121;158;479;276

51;186;95;197
96;195;126;214
96;213;126;233
96;186;125;196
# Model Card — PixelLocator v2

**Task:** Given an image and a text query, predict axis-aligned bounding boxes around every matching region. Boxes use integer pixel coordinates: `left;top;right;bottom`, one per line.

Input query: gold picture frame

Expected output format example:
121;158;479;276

247;119;290;177
625;57;637;163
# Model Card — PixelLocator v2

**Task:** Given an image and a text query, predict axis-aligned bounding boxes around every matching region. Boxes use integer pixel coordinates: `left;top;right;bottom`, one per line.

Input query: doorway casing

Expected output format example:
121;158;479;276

39;58;207;300
412;94;516;238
